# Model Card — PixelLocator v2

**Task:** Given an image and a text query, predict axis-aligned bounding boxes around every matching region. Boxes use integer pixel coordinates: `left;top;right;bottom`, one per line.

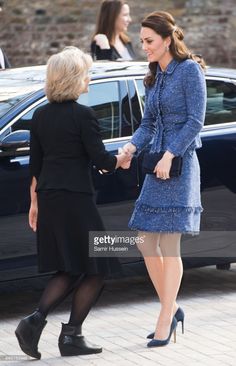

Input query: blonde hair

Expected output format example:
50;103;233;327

45;46;93;103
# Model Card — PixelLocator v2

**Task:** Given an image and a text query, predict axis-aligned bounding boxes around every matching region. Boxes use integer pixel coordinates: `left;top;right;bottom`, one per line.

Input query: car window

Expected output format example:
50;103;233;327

128;80;143;132
11;99;48;133
0;66;45;121
205;80;236;125
5;80;134;141
79;81;120;139
120;80;132;137
8;82;120;140
135;79;145;111
0;92;34;121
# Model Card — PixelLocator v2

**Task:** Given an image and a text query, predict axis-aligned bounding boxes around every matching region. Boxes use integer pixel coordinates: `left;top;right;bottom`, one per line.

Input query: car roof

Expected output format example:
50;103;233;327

0;62;148;83
205;66;236;79
1;61;236;82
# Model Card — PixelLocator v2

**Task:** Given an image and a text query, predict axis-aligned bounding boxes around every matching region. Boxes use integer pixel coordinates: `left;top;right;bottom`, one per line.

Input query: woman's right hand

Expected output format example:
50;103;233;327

116;143;136;169
94;34;110;49
115;152;132;169
29;203;38;232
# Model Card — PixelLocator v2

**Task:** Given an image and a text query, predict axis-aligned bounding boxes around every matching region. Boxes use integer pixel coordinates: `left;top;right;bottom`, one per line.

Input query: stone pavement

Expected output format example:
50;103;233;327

0;264;236;366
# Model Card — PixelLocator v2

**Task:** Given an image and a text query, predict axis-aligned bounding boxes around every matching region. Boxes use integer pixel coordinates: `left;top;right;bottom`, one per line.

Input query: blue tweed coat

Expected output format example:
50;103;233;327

129;58;207;234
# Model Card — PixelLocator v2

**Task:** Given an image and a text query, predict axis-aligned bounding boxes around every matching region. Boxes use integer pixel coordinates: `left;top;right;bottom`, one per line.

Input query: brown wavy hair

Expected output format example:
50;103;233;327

92;0;130;46
142;11;206;87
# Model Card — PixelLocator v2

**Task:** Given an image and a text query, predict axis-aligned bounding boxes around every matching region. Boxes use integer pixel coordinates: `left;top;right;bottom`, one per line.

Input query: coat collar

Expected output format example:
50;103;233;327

156;58;179;75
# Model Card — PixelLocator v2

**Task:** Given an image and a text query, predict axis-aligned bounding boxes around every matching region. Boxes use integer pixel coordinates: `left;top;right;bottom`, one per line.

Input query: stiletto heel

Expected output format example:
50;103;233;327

173;329;176;343
147;317;177;348
147;307;184;339
180;318;184;334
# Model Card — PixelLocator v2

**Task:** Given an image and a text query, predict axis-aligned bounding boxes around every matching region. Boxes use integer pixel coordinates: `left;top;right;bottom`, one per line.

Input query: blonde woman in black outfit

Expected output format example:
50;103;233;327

91;0;136;60
15;46;131;359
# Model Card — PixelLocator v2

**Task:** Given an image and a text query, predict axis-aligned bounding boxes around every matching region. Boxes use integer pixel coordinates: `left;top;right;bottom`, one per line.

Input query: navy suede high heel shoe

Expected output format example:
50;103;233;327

147;307;184;339
147;317;177;348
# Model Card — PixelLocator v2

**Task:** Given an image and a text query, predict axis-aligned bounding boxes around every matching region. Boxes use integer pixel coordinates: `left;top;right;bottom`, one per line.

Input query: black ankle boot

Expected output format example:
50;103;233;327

15;310;47;359
58;323;102;356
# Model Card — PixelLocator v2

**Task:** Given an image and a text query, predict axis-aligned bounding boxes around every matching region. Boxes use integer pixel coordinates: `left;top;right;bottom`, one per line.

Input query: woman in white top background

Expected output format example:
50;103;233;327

91;0;136;61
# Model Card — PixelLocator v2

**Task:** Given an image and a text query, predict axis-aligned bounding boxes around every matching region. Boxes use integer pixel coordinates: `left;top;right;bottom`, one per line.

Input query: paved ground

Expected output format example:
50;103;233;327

0;264;236;366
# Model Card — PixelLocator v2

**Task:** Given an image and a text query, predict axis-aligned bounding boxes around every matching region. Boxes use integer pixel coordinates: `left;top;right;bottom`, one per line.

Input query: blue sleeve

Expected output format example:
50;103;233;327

131;87;157;154
166;62;207;157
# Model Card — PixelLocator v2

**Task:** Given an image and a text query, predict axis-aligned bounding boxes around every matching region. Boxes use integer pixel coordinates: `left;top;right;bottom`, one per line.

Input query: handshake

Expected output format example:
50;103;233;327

115;142;137;170
99;143;137;174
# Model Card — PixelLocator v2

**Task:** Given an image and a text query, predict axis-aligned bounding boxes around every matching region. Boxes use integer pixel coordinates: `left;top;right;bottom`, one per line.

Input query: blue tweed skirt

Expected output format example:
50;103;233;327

128;150;202;234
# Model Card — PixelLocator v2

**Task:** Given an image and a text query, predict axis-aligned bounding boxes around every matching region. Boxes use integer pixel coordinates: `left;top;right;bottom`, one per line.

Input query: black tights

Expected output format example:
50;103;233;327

37;271;104;326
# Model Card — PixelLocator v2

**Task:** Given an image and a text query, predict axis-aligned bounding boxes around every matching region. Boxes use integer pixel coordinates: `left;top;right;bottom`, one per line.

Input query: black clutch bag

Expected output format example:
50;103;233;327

142;151;183;177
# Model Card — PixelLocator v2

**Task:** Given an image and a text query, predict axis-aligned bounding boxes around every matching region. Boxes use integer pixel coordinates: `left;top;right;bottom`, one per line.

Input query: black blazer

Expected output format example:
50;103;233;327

91;41;136;61
30;101;117;193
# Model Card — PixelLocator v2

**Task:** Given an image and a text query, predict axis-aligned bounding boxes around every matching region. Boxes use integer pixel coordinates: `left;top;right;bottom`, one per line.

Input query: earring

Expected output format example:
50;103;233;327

165;45;169;52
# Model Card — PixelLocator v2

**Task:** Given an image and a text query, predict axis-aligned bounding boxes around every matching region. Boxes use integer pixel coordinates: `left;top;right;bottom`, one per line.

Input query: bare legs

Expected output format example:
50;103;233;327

137;232;183;340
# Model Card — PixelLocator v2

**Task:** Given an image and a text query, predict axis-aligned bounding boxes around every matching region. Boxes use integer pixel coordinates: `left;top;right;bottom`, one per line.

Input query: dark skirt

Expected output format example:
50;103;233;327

36;190;121;276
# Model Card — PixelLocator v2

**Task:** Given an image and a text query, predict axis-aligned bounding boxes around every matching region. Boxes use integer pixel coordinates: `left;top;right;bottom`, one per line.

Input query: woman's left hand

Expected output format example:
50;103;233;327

94;34;110;49
29;203;38;232
154;151;174;180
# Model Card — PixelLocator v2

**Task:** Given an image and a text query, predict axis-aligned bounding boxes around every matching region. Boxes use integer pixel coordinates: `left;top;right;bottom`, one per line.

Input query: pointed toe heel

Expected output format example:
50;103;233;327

147;306;184;339
147;318;177;348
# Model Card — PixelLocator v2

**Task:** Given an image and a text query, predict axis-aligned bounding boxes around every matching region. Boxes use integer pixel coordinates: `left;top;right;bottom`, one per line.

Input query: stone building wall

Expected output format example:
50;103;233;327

0;0;236;68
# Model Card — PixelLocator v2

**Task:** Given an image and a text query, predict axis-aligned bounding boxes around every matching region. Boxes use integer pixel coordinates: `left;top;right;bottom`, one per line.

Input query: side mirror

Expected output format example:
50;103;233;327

0;130;30;156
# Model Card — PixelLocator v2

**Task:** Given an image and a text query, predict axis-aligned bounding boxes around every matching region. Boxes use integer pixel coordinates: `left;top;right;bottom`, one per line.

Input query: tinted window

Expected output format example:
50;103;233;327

128;80;142;132
6;80;134;141
79;82;120;139
120;80;132;137
135;79;145;111
11;100;48;133
205;80;236;125
0;66;45;121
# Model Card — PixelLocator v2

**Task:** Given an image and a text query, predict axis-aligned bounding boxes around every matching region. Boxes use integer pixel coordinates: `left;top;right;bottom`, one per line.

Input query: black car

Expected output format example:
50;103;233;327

0;61;236;280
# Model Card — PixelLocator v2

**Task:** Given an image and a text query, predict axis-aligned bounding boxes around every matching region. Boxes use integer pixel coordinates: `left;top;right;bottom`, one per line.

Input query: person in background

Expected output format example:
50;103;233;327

0;47;11;69
121;11;206;348
15;46;131;359
91;0;136;61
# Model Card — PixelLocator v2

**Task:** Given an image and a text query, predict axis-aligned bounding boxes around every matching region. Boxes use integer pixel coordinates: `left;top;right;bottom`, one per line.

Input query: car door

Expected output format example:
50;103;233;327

0;78;141;277
0;98;47;278
78;79;140;232
179;77;236;266
193;77;236;263
79;78;142;264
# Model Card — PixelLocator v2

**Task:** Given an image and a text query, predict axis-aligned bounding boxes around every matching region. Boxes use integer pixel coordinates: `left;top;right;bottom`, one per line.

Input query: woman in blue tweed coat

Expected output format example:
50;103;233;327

121;11;206;347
